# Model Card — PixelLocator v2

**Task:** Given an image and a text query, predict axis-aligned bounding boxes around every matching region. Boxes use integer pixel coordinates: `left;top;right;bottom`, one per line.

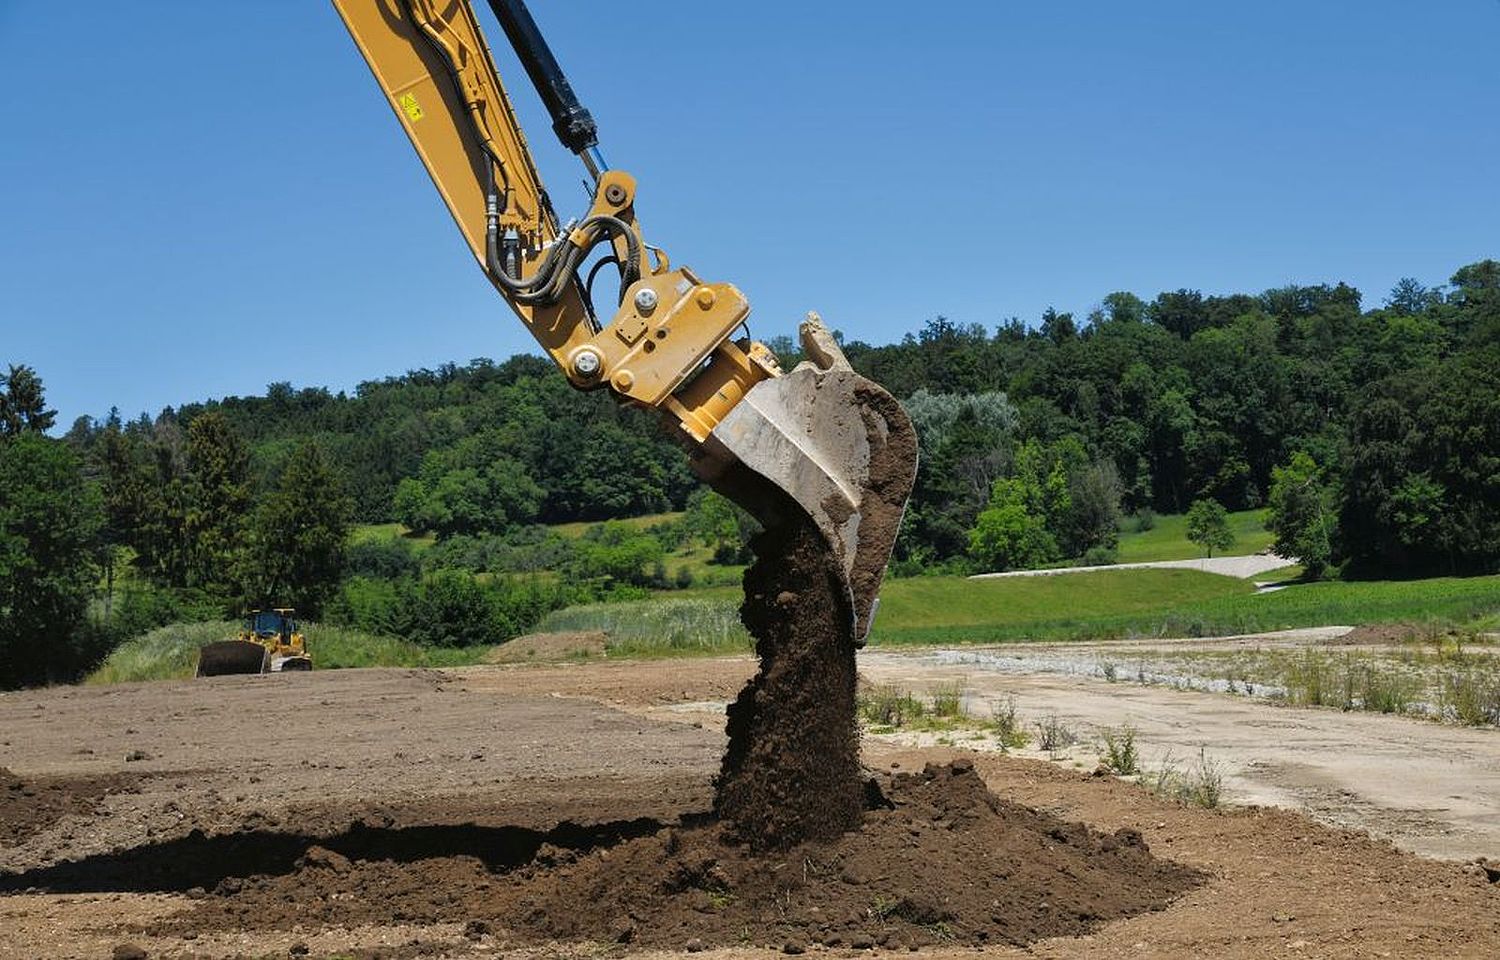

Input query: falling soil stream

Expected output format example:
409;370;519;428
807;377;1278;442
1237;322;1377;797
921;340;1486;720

714;376;920;850
714;517;866;848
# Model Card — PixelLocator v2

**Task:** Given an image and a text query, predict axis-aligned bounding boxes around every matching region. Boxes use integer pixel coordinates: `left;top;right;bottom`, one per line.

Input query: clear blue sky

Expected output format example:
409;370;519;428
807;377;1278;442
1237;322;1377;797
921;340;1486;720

2;1;1497;427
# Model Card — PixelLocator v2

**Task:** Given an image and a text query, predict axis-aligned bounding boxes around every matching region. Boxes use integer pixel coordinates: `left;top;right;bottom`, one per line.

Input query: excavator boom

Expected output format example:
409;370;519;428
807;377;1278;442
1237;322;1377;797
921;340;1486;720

331;0;915;639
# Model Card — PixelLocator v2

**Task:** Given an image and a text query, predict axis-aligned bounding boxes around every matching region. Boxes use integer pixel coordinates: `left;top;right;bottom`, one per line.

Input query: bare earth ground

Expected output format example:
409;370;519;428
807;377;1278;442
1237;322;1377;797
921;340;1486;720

1;650;1497;959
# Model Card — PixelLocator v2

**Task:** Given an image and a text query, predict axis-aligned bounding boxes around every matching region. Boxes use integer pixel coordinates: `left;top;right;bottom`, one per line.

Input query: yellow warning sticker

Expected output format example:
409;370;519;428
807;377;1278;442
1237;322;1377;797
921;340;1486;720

398;92;424;123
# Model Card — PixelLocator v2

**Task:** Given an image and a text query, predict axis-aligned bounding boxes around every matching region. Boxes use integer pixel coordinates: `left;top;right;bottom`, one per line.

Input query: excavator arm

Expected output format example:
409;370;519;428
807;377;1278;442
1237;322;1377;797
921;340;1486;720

331;0;915;640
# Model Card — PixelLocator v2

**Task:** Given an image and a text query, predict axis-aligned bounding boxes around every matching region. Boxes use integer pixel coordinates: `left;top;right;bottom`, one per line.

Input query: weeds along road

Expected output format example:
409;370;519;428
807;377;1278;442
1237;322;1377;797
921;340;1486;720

856;638;1500;863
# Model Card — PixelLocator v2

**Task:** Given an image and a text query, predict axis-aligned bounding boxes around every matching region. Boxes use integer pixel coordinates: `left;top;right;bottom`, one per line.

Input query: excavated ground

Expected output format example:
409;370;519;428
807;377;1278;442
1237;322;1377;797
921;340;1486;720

142;761;1197;950
2;664;1498;958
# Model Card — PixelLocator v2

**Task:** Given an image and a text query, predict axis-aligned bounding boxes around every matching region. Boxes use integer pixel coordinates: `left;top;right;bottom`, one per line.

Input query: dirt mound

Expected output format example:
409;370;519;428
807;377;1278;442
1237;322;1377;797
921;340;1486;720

487;631;608;663
163;763;1200;949
1330;623;1427;646
0;767;141;846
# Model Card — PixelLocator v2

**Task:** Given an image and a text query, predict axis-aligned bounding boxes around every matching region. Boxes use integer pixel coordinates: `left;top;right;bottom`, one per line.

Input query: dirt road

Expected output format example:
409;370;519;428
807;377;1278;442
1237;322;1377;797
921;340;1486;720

969;554;1294;580
857;642;1500;862
2;660;1497;959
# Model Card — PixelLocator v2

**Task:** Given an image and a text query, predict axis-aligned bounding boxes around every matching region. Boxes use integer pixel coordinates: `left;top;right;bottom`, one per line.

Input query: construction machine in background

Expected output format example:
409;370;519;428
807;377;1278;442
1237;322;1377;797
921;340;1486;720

330;0;916;641
196;609;313;677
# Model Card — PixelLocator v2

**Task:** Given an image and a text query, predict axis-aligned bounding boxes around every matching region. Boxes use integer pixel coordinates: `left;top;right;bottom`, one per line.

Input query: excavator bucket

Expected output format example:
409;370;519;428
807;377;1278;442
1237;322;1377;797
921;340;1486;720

196;641;270;677
699;316;918;643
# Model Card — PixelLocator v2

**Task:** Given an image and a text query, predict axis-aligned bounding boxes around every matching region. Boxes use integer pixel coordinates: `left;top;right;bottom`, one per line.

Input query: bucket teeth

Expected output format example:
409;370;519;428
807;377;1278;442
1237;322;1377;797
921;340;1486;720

697;315;917;643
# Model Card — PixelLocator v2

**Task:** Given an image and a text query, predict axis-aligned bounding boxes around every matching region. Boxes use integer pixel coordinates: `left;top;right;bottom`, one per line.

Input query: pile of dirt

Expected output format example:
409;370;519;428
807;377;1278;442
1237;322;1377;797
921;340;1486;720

714;517;864;849
0;767;140;846
486;631;608;663
1330;623;1427;646
165;763;1201;949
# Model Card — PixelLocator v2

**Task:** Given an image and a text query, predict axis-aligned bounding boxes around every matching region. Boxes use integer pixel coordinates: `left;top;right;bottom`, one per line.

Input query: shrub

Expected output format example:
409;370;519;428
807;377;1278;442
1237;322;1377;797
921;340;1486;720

1035;714;1078;757
327;572;576;647
989;696;1028;749
1099;724;1140;775
859;685;926;727
346;536;420;579
570;521;666;586
929;682;967;718
1082;545;1118;566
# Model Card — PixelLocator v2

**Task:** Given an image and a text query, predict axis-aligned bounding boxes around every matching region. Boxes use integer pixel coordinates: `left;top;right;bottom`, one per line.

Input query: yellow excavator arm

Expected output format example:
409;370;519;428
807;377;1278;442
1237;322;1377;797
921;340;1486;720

331;0;916;641
331;0;769;440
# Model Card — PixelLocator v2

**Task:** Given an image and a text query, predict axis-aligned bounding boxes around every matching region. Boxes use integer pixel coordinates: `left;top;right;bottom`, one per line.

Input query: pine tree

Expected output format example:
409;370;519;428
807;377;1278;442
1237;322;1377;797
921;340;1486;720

244;441;351;616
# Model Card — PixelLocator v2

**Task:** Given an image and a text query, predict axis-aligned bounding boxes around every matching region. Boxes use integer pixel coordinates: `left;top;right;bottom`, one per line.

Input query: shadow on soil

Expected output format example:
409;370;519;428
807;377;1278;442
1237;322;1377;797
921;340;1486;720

0;814;705;895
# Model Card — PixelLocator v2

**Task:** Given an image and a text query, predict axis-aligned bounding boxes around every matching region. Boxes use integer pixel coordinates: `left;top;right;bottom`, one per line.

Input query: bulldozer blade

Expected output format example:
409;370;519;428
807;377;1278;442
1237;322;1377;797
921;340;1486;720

196;641;270;677
698;318;918;643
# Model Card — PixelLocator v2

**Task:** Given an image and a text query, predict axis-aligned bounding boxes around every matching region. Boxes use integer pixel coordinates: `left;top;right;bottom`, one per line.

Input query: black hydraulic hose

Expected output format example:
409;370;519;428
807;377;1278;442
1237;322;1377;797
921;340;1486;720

483;162;570;295
482;153;642;309
584;255;622;309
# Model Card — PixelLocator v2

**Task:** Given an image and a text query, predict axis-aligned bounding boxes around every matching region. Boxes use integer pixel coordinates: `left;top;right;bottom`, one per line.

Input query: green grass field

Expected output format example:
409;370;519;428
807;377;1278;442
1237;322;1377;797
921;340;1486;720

549;511;684;539
1116;509;1273;563
871;568;1250;638
350;522;437;551
867;570;1500;645
653;568;1499;647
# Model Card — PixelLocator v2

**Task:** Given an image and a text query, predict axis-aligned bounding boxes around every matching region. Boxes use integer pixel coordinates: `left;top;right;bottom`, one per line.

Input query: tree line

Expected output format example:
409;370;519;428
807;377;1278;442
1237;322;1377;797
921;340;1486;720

3;259;1495;687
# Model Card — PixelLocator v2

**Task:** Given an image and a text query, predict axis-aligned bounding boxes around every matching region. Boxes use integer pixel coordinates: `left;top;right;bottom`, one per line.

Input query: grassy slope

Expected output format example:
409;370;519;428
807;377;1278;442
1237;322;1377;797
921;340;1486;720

1116;509;1273;563
351;523;436;551
873;569;1250;632
540;567;1500;654
869;572;1500;645
536;597;750;657
87;621;488;684
549;511;684;539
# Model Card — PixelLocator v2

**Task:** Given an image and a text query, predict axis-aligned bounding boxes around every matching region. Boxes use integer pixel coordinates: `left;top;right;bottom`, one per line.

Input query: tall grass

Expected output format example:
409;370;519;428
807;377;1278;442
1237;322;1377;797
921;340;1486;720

86;621;489;684
1280;649;1422;713
87;621;239;684
535;597;750;656
1437;667;1500;726
1111;634;1499;727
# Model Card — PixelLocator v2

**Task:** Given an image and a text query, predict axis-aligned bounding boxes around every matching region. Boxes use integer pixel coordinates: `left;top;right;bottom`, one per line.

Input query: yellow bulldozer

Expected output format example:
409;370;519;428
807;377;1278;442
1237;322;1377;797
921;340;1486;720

196;609;313;677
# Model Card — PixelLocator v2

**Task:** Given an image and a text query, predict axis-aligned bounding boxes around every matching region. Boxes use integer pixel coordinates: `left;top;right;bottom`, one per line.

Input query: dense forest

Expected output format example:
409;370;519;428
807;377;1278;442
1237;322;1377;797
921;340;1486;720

2;260;1496;687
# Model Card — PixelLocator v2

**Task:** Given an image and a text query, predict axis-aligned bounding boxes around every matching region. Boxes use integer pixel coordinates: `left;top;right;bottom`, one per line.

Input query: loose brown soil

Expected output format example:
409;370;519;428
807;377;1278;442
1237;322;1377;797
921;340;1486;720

714;381;916;850
162;761;1198;950
715;517;864;849
844;383;919;637
0;767;140;846
486;630;608;663
1330;622;1427;645
2;662;1498;958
